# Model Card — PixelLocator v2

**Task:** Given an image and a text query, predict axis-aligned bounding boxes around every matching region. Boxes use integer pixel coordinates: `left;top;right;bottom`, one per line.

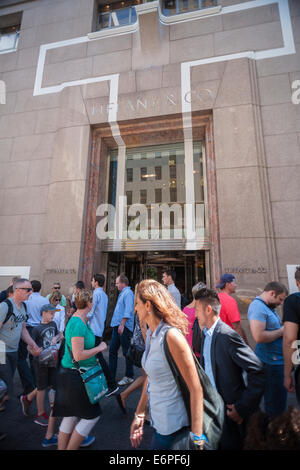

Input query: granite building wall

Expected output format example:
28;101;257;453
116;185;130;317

0;0;299;301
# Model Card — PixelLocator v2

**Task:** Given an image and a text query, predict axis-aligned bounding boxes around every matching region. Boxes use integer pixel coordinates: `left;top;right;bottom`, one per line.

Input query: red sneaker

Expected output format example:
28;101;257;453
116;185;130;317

20;395;32;416
34;412;49;427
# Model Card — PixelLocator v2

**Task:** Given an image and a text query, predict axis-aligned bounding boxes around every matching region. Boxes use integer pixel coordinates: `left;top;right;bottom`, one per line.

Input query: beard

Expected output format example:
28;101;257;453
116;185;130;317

267;302;278;310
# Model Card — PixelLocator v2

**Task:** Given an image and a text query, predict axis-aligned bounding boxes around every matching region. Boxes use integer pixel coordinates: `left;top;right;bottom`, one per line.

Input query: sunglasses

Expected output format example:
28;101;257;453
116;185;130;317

53;286;60;289
17;288;33;292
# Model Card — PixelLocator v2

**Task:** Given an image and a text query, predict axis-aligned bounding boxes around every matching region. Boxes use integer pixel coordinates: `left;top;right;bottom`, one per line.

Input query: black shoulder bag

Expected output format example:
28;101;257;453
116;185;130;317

163;328;225;450
126;314;145;368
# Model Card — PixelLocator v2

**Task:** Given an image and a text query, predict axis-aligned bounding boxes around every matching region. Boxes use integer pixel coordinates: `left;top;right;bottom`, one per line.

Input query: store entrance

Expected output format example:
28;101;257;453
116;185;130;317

106;250;206;307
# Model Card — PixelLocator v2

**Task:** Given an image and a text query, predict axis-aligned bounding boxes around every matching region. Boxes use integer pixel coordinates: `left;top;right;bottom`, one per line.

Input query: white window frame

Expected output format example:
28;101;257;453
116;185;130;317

97;5;137;31
0;26;20;54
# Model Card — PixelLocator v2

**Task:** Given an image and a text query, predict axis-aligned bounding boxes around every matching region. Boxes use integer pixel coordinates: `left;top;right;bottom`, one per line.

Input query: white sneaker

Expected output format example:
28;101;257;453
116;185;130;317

118;376;134;386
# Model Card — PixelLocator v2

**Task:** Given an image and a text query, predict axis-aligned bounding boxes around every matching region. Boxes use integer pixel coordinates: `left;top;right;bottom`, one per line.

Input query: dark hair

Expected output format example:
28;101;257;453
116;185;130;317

163;269;176;282
75;280;85;289
6;286;14;295
118;273;129;286
264;281;288;296
244;407;300;450
295;267;300;283
194;287;221;315
31;280;41;293
93;274;105;287
244;411;270;450
267;407;300;450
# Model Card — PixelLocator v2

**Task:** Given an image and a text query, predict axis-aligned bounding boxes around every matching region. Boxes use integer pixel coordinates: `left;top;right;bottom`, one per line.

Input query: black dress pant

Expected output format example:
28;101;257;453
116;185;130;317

95;336;116;389
219;414;247;450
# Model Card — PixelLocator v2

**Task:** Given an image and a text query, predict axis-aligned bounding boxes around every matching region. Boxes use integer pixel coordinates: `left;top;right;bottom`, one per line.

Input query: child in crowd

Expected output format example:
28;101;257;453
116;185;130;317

20;304;60;432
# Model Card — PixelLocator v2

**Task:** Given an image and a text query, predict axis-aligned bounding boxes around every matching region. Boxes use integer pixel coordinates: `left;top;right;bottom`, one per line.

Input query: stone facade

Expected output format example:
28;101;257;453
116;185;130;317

0;0;299;306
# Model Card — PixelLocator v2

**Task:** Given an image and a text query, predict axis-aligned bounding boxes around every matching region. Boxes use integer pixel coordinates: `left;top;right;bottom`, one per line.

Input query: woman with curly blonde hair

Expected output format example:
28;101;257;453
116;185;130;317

130;279;206;450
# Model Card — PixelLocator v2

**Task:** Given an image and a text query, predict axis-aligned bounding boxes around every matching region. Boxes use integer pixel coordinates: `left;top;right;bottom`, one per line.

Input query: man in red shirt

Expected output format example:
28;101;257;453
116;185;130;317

216;274;248;344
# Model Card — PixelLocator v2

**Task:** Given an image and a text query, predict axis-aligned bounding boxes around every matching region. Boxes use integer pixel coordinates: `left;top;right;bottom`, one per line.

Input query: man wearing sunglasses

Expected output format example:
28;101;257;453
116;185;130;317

0;279;42;407
46;283;67;308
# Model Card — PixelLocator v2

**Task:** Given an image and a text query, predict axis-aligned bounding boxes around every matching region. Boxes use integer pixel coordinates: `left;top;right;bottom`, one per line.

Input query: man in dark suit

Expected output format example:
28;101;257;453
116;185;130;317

194;287;265;450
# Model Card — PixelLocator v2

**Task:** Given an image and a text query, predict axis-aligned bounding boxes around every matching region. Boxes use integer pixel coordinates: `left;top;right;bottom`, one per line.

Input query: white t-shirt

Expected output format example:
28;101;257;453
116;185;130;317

53;305;66;333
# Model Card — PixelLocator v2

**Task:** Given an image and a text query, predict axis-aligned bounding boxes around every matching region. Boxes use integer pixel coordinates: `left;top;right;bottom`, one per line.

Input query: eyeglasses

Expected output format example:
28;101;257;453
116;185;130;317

17;288;33;292
53;286;60;290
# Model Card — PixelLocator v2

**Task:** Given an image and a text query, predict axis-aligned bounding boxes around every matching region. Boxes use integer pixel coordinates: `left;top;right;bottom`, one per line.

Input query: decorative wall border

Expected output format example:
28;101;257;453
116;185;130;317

33;0;295;100
31;0;296;285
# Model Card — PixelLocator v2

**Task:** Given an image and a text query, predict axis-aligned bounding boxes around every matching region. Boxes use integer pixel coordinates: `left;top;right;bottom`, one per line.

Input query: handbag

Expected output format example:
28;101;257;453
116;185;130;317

126;314;145;368
66;343;108;405
163;328;225;450
126;343;144;368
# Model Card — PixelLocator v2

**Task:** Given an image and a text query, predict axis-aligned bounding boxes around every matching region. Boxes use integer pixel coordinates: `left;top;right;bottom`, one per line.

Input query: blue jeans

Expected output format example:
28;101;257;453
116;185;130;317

17;328;36;394
108;326;134;381
263;362;287;419
149;428;189;450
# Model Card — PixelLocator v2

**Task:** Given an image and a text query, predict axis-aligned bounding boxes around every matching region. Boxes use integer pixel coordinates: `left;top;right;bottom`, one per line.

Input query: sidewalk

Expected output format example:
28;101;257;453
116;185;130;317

0;350;152;451
1;349;298;451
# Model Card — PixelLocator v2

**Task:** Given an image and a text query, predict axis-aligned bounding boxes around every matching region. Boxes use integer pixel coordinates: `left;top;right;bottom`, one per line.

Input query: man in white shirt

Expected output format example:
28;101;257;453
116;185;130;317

88;274;108;339
162;270;181;308
17;280;48;395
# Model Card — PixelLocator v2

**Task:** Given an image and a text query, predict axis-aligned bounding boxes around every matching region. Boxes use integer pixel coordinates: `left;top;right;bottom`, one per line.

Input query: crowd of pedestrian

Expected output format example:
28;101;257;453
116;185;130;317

0;266;299;450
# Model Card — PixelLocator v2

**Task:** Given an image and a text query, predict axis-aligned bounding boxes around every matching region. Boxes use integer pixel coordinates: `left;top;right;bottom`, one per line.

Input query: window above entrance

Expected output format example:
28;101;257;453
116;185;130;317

102;141;207;249
109;142;204;207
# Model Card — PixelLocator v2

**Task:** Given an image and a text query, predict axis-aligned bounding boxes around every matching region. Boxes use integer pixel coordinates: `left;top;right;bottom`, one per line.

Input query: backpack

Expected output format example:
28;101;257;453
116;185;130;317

1;299;28;326
164;328;225;450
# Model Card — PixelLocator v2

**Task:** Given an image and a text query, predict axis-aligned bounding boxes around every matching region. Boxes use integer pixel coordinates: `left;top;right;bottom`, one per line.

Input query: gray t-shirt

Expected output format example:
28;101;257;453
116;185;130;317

0;299;27;353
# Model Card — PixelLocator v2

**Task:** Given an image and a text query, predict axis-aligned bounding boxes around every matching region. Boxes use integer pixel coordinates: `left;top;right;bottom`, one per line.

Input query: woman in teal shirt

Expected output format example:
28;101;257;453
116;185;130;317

53;289;107;450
